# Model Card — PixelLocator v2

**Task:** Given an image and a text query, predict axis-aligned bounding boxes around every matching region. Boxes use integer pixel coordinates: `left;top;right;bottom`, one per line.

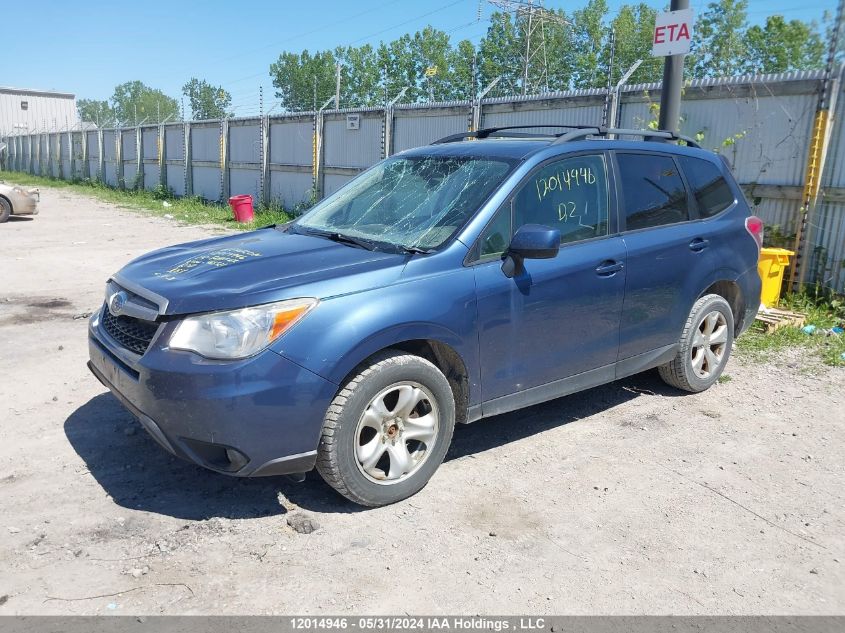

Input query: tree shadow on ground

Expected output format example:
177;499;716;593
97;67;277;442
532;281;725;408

65;369;683;519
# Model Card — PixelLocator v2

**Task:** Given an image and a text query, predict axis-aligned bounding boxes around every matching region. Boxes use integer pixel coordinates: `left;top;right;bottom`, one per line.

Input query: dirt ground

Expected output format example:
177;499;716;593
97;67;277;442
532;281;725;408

0;187;843;615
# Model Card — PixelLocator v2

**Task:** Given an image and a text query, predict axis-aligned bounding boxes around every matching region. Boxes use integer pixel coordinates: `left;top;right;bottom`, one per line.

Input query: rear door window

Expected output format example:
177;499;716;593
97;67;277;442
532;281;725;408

616;153;690;231
678;155;736;218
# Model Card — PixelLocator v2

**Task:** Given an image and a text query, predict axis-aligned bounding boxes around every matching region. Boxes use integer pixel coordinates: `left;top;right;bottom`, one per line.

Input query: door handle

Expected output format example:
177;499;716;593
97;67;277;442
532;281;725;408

596;260;624;276
689;238;710;252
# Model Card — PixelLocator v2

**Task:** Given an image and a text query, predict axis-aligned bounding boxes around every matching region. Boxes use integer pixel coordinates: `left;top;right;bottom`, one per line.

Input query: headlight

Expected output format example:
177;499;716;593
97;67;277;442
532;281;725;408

169;298;318;360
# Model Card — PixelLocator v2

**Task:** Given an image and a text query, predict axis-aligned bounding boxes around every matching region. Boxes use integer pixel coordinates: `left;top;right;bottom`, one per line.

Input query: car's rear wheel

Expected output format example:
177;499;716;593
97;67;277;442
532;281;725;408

658;293;734;393
316;350;455;507
0;197;11;223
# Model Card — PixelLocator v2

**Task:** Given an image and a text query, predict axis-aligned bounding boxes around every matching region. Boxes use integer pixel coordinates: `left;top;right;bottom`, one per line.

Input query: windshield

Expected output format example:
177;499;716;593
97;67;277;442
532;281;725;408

294;155;514;250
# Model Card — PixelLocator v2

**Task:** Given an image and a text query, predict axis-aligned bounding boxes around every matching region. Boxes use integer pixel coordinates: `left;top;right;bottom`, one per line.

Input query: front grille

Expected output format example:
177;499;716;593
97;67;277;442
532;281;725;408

101;308;160;356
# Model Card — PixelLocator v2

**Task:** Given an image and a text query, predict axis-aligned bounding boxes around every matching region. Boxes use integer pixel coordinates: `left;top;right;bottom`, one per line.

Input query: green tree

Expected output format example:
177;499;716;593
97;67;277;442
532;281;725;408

270;49;338;112
110;81;179;125
182;78;232;120
449;39;479;100
411;26;454;101
744;16;826;74
571;0;609;89
605;4;662;86
77;98;114;126
689;0;749;78
377;34;419;103
335;44;382;108
478;12;523;95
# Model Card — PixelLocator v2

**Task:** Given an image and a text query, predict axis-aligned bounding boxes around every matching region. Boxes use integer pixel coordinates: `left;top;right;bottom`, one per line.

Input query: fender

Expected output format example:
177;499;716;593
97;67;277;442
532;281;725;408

272;267;482;406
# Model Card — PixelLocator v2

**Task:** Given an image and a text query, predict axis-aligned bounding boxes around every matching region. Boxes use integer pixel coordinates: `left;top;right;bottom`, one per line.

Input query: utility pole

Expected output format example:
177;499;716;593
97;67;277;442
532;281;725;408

489;0;569;96
657;0;689;133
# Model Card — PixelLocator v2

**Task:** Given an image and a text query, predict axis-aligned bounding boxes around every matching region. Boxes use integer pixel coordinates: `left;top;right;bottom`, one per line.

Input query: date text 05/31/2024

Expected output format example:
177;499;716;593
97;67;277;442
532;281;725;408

289;617;546;631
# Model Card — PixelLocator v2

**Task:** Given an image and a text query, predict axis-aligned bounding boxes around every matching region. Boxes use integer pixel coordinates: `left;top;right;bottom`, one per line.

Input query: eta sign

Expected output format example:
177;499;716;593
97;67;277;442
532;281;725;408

652;8;693;57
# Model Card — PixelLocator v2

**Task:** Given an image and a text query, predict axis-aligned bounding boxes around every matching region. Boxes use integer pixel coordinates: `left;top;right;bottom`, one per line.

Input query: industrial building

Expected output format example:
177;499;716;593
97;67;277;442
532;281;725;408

0;85;78;136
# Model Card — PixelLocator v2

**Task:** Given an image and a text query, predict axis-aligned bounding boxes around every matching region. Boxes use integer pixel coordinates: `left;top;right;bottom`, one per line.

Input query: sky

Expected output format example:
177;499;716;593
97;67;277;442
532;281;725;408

2;0;836;116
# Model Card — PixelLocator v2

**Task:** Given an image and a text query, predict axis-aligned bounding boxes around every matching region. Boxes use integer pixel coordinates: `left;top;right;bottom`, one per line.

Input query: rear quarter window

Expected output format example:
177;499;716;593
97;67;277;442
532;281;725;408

678;155;736;218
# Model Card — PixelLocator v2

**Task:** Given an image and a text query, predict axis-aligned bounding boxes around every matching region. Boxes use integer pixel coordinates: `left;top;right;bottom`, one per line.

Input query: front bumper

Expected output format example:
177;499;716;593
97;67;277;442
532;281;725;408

87;309;338;477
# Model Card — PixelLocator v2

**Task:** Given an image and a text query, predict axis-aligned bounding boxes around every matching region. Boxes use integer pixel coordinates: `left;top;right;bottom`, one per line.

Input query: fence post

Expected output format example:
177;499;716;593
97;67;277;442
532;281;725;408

97;130;104;182
68;129;75;180
45;133;52;177
81;130;89;180
184;122;193;197
28;135;33;173
116;128;124;189
220;118;230;202
136;126;143;190
158;124;167;191
261;115;271;207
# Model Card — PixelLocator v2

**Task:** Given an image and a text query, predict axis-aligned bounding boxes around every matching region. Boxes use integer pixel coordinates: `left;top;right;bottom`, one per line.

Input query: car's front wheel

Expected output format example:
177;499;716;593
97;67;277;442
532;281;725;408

659;293;735;393
316;350;456;507
0;197;11;223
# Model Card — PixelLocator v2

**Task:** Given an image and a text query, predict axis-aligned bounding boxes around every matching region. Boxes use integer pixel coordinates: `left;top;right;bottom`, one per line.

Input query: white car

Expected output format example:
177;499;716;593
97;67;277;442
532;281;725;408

0;182;40;223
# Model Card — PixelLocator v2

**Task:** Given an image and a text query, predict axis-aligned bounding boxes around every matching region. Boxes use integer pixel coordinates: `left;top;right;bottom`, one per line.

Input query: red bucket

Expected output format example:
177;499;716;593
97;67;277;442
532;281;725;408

228;194;254;223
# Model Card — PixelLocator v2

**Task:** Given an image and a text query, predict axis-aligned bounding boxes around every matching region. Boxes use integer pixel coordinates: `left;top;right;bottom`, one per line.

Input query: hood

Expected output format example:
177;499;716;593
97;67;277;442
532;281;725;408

113;228;406;315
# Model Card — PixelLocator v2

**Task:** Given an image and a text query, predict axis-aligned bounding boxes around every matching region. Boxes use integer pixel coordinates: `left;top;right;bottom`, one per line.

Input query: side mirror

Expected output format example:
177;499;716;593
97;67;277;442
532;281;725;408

501;224;560;278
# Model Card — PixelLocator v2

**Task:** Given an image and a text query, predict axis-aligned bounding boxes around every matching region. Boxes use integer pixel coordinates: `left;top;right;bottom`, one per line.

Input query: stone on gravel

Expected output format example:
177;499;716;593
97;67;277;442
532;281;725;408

286;513;320;534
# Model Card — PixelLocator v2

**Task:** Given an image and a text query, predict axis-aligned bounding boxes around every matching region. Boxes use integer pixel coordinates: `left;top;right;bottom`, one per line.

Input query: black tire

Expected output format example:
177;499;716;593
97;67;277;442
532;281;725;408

658;293;734;393
0;197;11;223
316;350;456;507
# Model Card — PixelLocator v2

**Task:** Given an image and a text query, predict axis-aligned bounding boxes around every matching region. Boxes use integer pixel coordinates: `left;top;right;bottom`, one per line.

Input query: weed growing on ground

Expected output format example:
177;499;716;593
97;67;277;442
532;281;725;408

737;291;845;367
1;171;293;231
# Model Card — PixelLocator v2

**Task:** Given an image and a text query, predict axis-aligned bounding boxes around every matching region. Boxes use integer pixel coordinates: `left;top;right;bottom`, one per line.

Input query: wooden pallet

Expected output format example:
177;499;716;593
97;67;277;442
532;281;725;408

755;308;807;333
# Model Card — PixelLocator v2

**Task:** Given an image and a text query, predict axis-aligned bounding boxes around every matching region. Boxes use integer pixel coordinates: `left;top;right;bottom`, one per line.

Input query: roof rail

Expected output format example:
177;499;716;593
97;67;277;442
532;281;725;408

431;124;701;148
552;126;701;148
431;124;597;145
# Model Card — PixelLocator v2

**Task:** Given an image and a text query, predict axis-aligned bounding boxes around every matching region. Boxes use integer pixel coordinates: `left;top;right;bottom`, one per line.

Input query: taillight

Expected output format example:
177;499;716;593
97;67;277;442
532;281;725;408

745;215;764;251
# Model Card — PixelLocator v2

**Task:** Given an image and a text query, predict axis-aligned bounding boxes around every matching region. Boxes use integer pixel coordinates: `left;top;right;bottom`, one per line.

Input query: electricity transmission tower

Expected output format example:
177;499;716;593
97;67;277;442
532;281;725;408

489;0;569;95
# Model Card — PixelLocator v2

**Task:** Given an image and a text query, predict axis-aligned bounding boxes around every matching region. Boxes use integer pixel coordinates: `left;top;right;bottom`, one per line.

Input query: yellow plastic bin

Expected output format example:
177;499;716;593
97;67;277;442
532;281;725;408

757;247;794;307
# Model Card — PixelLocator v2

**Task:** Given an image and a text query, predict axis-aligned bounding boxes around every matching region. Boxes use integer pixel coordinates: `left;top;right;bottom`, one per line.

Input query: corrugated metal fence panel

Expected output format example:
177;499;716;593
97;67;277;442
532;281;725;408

122;131;137;186
72;132;84;175
324;113;383;168
143;164;160;190
167;164;185;197
102;130;117;186
142;128;158;160
393;107;470;152
230;167;261;201
191;124;220;163
60;134;72;177
481;102;605;129
811;201;845;293
270;119;312;166
270;171;312;208
165;125;184;160
821;81;845;188
229;121;261;163
51;134;61;177
193;166;221;201
324;173;353;197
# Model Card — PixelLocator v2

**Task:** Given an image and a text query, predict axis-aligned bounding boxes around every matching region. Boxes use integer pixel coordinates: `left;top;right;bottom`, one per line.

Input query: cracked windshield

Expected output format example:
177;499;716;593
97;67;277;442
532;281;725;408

295;156;514;250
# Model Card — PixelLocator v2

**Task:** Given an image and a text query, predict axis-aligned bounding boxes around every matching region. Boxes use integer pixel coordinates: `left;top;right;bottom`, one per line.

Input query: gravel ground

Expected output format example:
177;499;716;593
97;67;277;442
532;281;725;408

0;187;843;615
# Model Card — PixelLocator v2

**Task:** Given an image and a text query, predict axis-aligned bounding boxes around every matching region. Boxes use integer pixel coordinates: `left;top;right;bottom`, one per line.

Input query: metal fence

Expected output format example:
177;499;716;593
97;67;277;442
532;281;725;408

3;69;845;292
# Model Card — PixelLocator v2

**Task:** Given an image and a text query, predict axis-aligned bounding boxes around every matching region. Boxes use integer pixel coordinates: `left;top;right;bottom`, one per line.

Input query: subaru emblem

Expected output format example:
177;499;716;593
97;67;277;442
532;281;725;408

108;290;129;317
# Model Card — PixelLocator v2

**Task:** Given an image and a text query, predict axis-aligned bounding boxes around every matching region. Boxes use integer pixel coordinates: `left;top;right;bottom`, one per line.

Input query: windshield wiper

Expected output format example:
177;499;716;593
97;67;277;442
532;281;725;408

296;226;378;251
396;245;435;255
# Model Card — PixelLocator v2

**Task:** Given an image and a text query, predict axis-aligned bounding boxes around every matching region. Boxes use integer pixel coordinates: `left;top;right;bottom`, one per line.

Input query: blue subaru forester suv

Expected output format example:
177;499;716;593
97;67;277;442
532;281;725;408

88;125;763;506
